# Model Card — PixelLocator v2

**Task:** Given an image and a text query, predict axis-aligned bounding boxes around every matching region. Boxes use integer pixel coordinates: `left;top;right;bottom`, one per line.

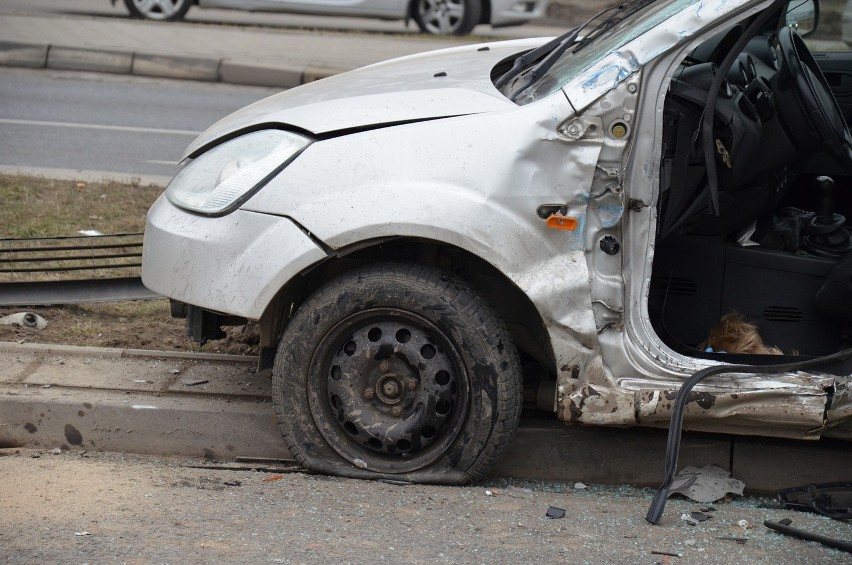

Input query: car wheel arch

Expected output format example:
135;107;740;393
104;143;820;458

257;237;555;376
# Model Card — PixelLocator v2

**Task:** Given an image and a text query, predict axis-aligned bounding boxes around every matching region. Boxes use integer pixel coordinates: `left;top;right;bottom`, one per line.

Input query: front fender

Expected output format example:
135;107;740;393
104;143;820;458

243;95;605;380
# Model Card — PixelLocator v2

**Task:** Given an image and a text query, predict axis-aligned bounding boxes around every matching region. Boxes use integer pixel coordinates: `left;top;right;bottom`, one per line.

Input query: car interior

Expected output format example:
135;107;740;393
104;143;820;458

649;10;852;370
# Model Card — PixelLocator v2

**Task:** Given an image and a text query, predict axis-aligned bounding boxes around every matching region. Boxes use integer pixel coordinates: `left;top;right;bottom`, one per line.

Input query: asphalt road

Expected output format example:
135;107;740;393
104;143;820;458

0;68;279;181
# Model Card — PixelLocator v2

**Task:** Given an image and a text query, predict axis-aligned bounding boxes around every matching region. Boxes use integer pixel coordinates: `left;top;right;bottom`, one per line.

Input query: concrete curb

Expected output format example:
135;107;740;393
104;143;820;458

0;40;346;88
0;384;289;460
0;341;256;364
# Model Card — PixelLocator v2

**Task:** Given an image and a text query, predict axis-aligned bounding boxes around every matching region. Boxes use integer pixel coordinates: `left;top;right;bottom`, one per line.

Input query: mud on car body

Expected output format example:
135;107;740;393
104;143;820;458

143;0;852;483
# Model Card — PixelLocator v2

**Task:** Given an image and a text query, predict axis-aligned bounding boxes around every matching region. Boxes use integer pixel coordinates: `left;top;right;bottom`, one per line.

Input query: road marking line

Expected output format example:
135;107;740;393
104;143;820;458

0;118;201;136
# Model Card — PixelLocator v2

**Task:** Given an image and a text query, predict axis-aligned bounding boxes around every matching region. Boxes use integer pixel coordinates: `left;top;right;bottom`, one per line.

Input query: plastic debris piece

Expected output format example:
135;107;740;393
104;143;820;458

716;536;748;544
50;447;61;455
223;480;242;487
41;384;51;389
689;511;712;522
379;479;410;486
485;490;494;496
668;464;744;503
0;312;48;330
74;531;91;536
546;506;566;519
180;378;209;387
651;550;682;558
78;229;102;236
574;482;587;490
776;481;852;520
738;519;749;530
681;513;699;526
262;475;284;482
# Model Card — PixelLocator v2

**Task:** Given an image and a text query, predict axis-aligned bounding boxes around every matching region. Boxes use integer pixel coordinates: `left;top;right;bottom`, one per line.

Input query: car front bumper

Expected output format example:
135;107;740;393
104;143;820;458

142;195;327;320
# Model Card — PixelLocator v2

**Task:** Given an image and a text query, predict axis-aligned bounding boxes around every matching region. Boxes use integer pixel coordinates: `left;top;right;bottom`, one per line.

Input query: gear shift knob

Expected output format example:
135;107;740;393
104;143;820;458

815;176;835;226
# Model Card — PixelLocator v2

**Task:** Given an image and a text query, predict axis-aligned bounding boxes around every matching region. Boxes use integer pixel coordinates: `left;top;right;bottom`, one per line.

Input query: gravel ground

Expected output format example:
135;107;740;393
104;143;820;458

1;449;849;564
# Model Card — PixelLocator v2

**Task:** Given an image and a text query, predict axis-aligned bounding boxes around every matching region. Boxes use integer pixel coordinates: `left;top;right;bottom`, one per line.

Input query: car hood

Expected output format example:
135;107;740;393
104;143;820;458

182;38;547;159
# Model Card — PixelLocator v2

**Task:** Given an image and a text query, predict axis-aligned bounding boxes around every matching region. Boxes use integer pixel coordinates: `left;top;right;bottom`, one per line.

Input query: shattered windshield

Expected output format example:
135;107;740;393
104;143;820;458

512;0;700;105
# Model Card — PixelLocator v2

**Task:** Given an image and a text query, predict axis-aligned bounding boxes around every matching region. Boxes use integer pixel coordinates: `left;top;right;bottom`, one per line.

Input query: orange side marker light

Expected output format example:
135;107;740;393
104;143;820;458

545;215;578;231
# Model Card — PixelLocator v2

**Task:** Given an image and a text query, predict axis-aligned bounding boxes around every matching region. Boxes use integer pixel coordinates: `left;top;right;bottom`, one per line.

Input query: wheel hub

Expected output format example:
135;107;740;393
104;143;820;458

323;316;461;457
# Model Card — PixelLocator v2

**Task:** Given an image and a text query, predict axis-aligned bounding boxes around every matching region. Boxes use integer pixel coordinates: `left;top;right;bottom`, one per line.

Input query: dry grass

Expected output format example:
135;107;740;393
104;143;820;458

0;174;256;355
0;174;162;238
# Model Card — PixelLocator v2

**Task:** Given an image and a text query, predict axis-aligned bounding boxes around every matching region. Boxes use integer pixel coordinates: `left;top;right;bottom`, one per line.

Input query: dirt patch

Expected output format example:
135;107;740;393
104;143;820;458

0;301;259;355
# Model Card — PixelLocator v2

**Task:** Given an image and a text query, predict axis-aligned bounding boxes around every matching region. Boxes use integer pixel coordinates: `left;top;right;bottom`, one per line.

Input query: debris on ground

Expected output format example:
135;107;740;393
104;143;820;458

180;378;209;386
0;312;48;330
777;481;852;520
764;518;852;553
668;464;745;503
545;506;566;519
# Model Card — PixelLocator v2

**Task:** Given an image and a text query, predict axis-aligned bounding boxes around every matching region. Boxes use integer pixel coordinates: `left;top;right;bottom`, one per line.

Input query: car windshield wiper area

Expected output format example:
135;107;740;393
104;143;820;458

496;0;657;102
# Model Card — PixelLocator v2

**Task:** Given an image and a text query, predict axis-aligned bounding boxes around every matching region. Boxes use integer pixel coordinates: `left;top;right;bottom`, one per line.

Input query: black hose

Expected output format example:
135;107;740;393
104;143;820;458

764;520;852;553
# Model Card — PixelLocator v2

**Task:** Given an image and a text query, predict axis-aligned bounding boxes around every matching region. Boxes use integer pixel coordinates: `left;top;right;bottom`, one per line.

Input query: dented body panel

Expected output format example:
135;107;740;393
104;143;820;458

143;0;852;453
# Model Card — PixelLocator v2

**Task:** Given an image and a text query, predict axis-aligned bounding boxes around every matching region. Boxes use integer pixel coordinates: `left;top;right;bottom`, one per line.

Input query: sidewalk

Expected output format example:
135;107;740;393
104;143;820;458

2;341;851;492
0;13;550;88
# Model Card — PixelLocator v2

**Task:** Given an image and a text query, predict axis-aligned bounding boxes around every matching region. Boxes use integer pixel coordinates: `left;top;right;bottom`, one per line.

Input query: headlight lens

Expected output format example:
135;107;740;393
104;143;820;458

166;129;311;215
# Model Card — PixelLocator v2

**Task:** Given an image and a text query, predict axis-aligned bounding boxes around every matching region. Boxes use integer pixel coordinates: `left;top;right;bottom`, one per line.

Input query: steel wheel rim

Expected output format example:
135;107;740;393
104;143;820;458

417;0;466;34
131;0;184;19
308;308;470;473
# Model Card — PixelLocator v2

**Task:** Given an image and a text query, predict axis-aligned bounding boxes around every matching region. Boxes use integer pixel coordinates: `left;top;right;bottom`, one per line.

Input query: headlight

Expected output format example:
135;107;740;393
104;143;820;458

166;129;311;215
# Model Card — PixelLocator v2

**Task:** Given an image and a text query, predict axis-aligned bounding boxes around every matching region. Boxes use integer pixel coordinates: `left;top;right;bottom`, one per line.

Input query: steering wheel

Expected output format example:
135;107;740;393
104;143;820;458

776;26;852;166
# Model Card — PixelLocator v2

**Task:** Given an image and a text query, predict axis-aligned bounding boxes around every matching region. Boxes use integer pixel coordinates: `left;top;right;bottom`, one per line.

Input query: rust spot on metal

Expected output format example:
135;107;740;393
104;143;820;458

663;390;716;410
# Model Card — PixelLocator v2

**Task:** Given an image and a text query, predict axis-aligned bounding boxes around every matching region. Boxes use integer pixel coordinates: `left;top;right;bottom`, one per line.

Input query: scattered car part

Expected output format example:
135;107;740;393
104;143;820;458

0;312;47;330
764;518;852;553
646;347;852;524
777;481;852;520
668;464;745;503
545;506;566;519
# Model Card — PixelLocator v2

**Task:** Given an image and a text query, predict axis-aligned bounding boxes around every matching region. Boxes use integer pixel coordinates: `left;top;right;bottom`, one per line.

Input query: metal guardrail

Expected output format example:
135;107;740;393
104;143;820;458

0;233;160;306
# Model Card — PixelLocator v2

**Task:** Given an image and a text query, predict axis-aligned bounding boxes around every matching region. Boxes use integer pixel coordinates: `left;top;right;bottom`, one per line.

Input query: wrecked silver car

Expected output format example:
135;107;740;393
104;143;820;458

142;0;852;483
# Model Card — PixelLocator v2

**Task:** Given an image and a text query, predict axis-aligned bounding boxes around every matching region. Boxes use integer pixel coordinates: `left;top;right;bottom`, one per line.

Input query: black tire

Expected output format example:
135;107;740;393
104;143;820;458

272;263;522;484
123;0;192;21
413;0;482;36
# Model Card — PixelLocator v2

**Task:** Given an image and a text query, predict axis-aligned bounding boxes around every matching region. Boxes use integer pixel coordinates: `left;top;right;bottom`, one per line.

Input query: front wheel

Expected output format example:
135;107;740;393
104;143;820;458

413;0;482;35
123;0;192;21
272;263;522;484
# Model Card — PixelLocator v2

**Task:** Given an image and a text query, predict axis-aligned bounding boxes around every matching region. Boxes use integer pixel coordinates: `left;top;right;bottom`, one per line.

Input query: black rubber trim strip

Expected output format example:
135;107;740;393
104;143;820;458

645;346;852;524
764;520;852;553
